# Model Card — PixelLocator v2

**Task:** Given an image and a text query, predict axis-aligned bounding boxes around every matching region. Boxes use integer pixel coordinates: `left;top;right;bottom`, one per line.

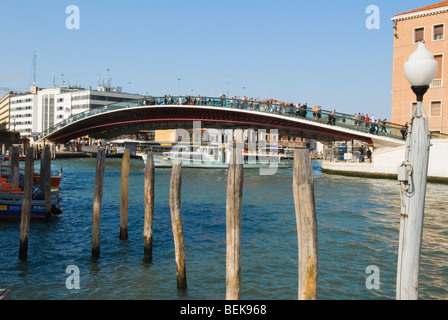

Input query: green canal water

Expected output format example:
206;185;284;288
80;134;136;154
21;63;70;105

1;158;447;300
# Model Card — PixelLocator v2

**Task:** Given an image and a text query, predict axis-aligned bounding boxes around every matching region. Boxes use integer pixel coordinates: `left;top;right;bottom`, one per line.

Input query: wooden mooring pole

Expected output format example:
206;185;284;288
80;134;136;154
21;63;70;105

19;147;34;261
92;149;106;258
226;147;243;300
293;149;318;300
9;146;19;189
143;152;155;262
41;146;52;219
120;149;130;240
169;162;187;290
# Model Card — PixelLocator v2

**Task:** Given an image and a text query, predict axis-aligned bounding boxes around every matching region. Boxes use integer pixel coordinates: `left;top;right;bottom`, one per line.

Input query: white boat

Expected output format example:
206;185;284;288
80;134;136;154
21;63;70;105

110;139;161;156
140;145;291;169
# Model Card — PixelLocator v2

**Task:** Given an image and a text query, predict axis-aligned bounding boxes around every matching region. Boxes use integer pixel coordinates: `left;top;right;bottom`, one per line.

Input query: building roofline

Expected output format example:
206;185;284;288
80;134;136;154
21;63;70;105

392;1;448;22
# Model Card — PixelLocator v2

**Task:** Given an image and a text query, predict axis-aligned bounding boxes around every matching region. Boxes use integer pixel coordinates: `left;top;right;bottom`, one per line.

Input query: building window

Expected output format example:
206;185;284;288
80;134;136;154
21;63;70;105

414;27;424;43
431;54;443;87
430;101;442;117
434;24;444;41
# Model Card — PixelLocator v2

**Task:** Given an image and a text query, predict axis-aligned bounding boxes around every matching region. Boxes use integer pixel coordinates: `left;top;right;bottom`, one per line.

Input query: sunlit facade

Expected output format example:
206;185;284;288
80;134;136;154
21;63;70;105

392;1;448;133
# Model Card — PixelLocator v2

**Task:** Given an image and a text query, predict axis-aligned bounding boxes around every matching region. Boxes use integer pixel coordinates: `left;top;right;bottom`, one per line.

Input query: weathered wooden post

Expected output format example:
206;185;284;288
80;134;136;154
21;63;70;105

143;152;155;262
92;148;106;258
169;161;186;289
41;146;52;219
51;144;56;160
120;149;130;240
19;147;34;261
396;43;437;300
293;149;318;300
9;146;19;189
39;147;45;185
226;147;243;300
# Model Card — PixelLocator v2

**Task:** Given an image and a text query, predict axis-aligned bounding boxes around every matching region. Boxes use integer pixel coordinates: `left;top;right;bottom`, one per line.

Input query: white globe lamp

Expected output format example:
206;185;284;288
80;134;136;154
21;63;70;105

404;42;439;101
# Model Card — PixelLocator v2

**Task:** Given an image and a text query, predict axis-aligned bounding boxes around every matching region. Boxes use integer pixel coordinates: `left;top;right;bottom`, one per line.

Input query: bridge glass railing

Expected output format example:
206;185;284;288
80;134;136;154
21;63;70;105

37;96;406;141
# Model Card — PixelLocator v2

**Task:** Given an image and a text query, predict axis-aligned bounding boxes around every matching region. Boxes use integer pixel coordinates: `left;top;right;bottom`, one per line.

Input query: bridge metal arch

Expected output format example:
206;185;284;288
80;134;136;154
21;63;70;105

39;104;405;148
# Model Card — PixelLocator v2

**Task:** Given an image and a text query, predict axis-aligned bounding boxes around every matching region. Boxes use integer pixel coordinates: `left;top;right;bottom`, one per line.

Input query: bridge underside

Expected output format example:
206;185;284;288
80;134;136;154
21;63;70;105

43;106;374;145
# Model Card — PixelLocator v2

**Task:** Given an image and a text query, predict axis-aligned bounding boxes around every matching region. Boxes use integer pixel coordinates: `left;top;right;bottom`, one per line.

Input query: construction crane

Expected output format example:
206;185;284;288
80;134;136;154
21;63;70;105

0;87;25;94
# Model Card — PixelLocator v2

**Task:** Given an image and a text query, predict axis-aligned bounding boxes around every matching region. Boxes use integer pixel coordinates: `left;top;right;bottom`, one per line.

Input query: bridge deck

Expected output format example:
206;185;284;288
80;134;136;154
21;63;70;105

37;97;415;148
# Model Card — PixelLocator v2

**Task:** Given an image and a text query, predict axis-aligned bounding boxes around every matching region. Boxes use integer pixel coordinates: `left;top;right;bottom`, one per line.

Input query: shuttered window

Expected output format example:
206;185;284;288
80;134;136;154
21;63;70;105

434;55;443;80
414;27;424;43
430;101;442;117
434;24;444;40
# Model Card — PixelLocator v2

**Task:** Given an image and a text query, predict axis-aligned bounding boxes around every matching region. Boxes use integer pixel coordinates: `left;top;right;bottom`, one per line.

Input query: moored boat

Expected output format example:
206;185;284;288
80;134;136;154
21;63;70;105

0;197;62;221
33;171;62;192
0;186;62;221
141;145;291;169
4;154;26;161
0;158;63;220
0;165;62;193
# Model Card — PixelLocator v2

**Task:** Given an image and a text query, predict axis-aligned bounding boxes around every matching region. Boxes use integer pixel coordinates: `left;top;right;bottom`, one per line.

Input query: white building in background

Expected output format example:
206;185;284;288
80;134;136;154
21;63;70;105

9;86;142;137
9;89;38;135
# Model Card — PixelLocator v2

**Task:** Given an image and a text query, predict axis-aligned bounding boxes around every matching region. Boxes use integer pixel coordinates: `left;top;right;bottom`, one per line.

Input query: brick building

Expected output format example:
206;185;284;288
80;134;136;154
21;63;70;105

392;1;448;133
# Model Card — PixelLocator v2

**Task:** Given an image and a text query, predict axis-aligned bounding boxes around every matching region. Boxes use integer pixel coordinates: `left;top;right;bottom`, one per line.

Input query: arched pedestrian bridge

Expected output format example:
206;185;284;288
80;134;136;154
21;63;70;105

36;96;407;148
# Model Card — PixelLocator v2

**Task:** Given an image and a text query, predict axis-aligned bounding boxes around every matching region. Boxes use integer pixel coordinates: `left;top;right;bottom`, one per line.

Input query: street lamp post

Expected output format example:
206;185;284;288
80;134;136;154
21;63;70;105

396;42;438;300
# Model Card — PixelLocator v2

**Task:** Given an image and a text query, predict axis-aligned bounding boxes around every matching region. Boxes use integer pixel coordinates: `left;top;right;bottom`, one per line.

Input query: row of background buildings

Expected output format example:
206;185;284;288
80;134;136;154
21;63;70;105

0;84;142;136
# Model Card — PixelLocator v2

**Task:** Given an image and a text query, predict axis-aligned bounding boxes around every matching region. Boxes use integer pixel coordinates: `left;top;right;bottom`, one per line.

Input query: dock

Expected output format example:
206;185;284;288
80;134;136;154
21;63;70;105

322;139;448;184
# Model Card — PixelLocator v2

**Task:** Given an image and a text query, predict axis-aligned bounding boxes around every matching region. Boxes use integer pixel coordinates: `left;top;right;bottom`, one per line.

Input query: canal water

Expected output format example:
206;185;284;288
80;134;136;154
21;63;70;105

1;158;447;300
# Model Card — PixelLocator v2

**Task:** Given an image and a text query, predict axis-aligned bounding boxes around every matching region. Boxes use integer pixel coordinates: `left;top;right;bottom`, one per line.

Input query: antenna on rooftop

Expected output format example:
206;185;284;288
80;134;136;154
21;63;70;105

52;72;55;87
32;52;37;86
106;68;111;88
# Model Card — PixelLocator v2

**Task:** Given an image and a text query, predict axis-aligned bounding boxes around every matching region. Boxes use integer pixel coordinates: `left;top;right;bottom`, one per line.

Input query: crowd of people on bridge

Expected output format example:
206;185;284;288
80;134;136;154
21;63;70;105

137;94;396;136
354;113;388;135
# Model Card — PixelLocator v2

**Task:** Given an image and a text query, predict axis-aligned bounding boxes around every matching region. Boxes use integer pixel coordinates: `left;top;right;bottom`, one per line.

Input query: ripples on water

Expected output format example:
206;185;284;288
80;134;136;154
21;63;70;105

0;159;447;300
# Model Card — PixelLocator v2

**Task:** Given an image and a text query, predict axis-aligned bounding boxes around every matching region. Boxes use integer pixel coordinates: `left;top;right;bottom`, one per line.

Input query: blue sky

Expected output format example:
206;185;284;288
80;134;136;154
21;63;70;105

0;0;438;119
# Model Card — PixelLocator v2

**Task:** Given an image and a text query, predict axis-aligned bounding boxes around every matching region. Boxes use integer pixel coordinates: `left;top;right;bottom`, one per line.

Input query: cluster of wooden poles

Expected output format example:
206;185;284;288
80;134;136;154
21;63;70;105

17;146;318;300
15;145;53;260
33;143;57;160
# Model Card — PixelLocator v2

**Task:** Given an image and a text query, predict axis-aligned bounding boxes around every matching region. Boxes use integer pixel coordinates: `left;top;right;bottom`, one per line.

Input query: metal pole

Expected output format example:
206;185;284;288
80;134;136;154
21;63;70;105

396;86;431;300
